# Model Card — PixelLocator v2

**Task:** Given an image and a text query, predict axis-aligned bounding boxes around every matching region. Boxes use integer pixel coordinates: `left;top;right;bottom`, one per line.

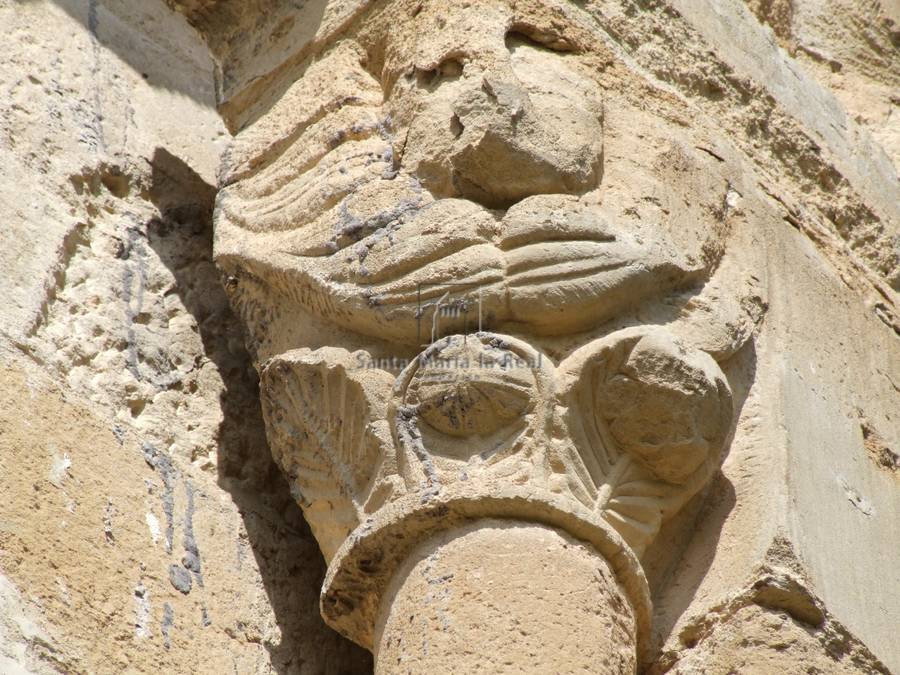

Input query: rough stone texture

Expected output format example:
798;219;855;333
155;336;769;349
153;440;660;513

649;539;890;673
162;0;373;127
0;362;341;673
745;0;900;169
0;1;369;673
661;603;885;674
2;0;898;673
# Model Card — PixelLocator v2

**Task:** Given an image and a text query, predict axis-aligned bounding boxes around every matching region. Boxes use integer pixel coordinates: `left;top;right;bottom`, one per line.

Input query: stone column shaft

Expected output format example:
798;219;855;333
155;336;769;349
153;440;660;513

373;519;638;674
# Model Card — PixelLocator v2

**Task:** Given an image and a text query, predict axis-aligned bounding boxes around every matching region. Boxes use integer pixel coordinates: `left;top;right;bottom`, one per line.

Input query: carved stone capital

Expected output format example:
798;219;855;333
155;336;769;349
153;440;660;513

258;327;733;667
215;1;768;668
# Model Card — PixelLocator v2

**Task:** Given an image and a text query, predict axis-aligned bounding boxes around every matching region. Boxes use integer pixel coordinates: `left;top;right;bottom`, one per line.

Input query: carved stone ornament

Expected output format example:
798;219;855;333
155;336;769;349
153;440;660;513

214;0;767;671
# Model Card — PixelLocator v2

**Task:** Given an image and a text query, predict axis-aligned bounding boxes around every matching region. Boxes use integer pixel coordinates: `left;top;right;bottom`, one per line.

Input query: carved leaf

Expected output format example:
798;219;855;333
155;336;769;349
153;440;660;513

260;347;395;561
559;328;732;555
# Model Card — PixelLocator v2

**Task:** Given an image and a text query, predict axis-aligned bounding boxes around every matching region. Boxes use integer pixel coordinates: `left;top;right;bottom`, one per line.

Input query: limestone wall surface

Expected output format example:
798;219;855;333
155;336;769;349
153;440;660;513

0;1;369;673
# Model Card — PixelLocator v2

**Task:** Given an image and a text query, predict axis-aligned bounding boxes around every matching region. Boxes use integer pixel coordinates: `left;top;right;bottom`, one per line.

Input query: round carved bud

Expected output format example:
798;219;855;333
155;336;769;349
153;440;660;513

597;332;733;484
412;339;536;438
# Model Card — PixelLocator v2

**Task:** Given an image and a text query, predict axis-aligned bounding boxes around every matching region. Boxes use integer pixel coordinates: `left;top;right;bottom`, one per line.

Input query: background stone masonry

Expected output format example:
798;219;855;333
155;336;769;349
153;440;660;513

0;1;370;672
0;0;897;674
